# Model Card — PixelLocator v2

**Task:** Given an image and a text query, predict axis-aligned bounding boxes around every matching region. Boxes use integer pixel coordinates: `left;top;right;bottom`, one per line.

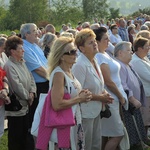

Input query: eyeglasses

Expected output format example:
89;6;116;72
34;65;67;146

113;28;118;29
63;49;77;55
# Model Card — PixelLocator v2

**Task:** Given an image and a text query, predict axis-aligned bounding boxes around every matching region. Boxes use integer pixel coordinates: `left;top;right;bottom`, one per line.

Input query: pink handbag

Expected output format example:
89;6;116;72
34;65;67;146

36;90;75;150
45;90;75;127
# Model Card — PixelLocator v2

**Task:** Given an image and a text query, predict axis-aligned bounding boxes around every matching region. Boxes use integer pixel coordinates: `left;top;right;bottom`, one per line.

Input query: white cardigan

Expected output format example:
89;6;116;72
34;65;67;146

72;53;104;118
130;53;150;97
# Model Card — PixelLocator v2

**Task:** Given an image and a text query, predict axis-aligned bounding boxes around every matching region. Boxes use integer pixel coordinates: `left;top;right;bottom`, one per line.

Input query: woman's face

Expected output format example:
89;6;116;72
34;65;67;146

112;27;118;34
97;33;109;51
120;45;133;64
80;36;98;59
12;44;24;60
142;42;150;55
62;42;77;65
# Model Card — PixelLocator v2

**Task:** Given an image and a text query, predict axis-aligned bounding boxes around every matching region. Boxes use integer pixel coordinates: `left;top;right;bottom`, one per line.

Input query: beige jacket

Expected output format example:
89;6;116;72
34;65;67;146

4;56;36;116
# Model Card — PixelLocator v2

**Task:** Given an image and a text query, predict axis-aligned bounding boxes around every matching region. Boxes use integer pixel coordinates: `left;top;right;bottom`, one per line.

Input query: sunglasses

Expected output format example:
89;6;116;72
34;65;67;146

63;49;77;55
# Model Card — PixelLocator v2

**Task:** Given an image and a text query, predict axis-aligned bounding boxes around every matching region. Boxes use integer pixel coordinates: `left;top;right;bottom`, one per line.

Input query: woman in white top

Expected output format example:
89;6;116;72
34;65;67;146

72;28;113;150
94;27;128;150
130;37;150;141
47;37;92;150
109;24;122;46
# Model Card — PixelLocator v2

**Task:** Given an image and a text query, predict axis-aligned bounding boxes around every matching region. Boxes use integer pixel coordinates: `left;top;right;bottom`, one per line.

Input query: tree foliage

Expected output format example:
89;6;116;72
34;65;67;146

109;8;120;19
0;0;122;30
131;7;150;18
4;0;48;30
82;0;109;20
49;0;83;26
0;6;8;30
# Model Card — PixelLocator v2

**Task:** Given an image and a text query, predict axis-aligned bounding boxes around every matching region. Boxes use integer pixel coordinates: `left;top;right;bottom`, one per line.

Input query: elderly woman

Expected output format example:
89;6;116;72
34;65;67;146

114;41;148;148
109;24;122;46
4;35;36;150
135;30;150;60
0;37;10;139
72;28;113;150
41;32;57;58
36;36;92;150
94;27;128;150
130;37;150;142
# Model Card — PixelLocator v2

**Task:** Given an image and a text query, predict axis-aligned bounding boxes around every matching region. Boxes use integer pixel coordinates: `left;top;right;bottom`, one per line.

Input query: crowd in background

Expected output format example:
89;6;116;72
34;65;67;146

0;13;150;150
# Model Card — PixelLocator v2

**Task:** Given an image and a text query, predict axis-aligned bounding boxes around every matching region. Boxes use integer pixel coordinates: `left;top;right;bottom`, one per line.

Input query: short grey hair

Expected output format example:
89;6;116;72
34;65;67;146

140;24;149;31
114;41;132;57
0;37;7;47
20;23;37;39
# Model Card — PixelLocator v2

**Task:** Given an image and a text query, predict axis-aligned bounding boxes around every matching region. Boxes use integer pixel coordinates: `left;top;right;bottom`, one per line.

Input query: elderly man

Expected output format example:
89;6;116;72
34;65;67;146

20;22;49;116
118;18;129;41
20;23;49;149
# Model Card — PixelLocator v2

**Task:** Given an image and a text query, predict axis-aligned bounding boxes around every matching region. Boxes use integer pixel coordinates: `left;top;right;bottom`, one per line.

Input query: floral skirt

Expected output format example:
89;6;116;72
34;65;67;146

122;106;147;146
58;124;85;150
140;97;150;126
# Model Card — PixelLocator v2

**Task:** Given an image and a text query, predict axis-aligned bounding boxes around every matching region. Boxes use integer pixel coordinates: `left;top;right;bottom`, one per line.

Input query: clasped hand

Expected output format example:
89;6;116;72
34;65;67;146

101;91;114;104
0;90;11;104
79;89;92;102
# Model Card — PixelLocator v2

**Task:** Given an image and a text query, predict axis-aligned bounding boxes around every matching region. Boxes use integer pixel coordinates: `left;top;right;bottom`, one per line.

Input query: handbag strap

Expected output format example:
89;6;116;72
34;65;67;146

49;66;71;94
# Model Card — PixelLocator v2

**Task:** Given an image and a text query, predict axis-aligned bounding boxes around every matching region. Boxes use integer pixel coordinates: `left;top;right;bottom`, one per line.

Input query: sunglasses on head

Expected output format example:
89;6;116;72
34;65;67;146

63;49;77;55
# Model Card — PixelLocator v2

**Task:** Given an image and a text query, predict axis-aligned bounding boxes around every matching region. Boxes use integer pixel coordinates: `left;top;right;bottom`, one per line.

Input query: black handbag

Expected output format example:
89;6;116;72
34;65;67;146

100;104;111;118
5;93;22;111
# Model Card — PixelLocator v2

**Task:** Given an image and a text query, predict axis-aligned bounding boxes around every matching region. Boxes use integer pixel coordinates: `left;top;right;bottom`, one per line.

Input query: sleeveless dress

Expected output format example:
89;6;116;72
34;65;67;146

49;66;84;150
96;52;128;136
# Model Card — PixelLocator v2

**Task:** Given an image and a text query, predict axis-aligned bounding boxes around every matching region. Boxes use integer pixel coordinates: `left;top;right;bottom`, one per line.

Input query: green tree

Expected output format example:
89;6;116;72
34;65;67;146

109;8;120;19
6;0;48;30
82;0;109;20
0;6;8;30
50;0;83;26
131;7;150;18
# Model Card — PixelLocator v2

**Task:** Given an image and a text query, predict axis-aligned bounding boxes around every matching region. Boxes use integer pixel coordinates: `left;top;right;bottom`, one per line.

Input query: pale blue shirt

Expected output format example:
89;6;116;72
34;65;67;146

23;39;48;83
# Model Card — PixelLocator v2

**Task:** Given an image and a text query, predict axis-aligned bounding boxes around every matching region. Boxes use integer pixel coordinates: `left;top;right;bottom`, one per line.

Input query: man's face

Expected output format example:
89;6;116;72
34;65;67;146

120;20;126;28
26;25;38;44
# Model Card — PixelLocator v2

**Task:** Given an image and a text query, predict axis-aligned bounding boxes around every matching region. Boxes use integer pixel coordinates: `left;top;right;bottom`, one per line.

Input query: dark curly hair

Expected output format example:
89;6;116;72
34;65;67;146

5;35;23;56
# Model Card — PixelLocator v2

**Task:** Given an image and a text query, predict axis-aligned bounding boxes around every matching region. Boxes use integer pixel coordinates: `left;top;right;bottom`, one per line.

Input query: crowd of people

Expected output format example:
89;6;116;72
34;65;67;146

0;13;150;150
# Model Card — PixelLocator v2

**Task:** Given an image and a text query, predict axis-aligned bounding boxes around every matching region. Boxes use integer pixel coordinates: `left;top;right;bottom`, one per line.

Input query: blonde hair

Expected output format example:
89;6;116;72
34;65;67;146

136;30;150;39
75;28;96;50
47;36;74;77
60;31;74;38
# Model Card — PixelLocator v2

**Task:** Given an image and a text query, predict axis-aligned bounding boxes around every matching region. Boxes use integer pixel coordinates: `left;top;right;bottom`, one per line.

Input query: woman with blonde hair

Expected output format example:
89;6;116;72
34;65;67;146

36;36;92;150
